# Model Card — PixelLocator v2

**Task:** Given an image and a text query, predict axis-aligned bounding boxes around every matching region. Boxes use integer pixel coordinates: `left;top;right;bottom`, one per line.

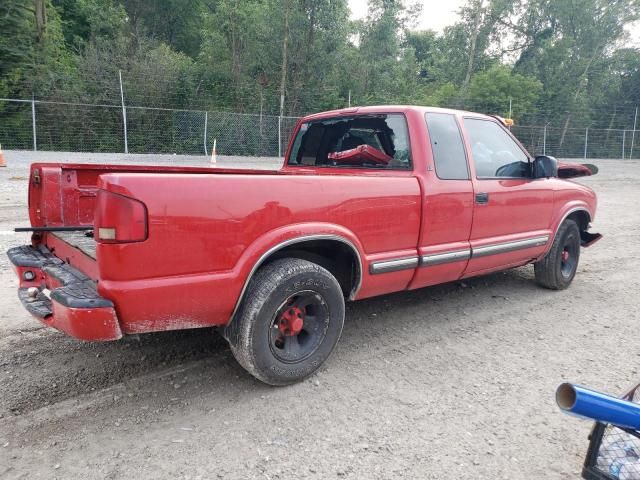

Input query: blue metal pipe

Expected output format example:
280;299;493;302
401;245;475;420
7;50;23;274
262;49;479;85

556;383;640;430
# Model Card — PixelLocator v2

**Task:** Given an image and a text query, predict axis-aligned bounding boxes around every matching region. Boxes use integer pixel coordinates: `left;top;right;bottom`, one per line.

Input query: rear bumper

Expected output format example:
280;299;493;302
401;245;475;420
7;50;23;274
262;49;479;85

7;245;122;341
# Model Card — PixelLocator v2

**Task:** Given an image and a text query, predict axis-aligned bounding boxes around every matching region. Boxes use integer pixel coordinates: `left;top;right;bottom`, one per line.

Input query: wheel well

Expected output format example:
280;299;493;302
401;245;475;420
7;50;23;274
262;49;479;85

264;239;360;299
566;210;591;232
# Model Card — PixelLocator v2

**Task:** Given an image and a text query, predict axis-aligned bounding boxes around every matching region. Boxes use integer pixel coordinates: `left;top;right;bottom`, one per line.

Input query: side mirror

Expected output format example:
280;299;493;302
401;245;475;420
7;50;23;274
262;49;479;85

532;155;558;179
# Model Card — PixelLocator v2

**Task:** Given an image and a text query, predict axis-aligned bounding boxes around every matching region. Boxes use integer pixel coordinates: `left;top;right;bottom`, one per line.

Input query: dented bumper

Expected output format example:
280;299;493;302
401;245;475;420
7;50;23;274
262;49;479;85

7;245;122;341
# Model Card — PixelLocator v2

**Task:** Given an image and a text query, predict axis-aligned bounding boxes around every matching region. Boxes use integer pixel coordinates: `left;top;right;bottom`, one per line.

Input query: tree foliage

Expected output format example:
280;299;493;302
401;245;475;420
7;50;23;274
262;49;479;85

468;65;543;116
0;0;640;131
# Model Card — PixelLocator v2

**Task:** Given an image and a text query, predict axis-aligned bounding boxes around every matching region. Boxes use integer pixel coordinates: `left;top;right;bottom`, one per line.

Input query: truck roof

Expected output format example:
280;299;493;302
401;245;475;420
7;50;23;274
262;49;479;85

301;105;492;122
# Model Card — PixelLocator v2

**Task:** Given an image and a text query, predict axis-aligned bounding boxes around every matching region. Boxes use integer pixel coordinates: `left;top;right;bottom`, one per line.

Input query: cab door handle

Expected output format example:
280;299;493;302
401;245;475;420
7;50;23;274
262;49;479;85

475;192;489;204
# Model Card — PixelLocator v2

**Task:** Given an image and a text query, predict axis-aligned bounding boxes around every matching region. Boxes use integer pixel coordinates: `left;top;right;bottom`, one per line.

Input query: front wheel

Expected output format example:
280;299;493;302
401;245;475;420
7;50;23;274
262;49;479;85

225;258;345;386
534;219;581;290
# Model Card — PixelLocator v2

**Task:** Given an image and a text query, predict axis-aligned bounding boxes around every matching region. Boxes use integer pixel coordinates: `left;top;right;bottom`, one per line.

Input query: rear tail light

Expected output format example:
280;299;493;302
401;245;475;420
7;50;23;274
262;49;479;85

95;190;148;243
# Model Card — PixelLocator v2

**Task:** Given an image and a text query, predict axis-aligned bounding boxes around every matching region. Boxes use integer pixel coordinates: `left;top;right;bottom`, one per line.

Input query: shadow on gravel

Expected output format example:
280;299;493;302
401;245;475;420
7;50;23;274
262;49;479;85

343;264;538;330
0;328;230;415
1;267;540;416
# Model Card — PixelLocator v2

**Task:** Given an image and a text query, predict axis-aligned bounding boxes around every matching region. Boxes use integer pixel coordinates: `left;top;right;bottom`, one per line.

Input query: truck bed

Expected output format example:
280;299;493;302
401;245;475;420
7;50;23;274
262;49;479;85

51;231;97;260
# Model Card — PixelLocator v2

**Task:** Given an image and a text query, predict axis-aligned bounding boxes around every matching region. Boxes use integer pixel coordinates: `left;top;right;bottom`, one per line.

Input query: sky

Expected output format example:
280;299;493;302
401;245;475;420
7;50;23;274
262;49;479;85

348;0;466;32
348;0;640;47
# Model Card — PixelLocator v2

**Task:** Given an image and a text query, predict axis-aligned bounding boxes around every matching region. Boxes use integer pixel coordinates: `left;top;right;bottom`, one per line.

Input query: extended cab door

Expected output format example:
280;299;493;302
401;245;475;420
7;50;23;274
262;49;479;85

461;117;554;276
409;112;474;289
284;111;422;299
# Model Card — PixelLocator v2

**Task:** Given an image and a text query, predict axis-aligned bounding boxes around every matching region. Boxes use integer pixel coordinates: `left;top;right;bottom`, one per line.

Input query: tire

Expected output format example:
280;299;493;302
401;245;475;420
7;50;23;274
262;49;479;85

225;258;345;386
534;219;581;290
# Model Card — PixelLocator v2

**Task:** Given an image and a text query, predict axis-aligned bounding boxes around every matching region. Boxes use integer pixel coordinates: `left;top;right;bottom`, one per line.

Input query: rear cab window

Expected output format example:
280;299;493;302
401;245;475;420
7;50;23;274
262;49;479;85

287;114;411;170
463;118;530;179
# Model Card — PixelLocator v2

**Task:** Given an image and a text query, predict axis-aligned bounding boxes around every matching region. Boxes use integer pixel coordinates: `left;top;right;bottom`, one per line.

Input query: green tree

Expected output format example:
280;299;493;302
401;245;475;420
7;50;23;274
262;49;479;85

0;0;71;98
350;0;421;104
467;64;542;118
501;0;640;131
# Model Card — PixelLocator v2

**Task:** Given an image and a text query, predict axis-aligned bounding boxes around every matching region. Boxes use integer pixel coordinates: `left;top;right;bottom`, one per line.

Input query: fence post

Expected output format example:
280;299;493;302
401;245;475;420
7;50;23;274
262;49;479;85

278;93;285;158
622;130;626;160
583;128;588;160
118;70;129;154
543;125;547;155
631;107;638;159
278;117;282;158
203;111;208;156
31;97;37;151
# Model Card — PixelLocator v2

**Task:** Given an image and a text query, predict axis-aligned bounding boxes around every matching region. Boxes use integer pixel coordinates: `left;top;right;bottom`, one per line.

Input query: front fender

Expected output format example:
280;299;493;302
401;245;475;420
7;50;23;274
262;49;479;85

539;202;594;260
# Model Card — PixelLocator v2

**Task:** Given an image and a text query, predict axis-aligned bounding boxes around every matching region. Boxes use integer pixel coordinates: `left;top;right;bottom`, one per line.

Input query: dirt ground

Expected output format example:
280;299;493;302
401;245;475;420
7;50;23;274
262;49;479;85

0;151;639;479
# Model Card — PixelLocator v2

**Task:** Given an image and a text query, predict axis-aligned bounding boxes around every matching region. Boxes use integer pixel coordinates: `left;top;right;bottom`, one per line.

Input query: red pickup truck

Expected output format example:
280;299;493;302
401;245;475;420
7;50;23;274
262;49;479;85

8;106;601;385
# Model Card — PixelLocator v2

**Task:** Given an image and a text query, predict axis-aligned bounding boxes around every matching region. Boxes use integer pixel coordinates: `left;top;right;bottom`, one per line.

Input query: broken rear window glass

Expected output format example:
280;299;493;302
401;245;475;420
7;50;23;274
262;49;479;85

287;114;411;170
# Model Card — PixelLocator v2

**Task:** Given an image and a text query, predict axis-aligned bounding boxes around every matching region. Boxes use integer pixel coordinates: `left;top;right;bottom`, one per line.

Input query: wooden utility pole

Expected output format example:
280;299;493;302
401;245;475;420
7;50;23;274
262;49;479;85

279;5;289;119
34;0;47;42
461;0;485;98
278;4;289;157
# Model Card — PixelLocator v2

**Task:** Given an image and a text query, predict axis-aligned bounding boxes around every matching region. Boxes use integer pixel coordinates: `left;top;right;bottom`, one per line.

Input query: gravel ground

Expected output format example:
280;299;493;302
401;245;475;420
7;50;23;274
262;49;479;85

0;151;639;479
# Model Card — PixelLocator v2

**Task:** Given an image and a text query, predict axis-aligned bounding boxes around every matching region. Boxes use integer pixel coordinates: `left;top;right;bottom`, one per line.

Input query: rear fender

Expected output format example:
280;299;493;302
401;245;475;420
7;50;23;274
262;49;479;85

96;223;366;332
228;223;365;322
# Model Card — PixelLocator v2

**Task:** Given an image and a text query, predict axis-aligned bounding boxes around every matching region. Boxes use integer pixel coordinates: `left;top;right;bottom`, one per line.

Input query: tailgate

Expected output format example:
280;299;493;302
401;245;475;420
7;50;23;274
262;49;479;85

28;162;279;229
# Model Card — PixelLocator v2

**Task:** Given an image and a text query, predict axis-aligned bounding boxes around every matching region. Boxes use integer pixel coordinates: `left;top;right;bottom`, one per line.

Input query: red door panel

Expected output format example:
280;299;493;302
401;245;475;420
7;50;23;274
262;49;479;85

461;118;555;275
410;179;474;288
410;112;474;289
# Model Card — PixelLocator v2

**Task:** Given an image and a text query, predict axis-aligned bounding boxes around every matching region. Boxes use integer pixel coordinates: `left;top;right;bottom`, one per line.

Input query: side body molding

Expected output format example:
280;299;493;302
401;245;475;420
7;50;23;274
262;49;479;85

369;204;596;276
369;236;549;275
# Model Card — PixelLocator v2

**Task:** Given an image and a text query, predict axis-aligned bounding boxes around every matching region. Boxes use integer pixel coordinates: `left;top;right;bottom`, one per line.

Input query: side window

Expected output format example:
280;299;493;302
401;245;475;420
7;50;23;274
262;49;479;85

425;113;469;180
463;118;530;178
287;114;411;170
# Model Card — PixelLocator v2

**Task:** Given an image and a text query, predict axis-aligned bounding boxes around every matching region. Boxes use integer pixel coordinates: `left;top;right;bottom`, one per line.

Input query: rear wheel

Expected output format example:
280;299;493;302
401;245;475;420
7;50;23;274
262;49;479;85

534;219;581;290
225;258;345;386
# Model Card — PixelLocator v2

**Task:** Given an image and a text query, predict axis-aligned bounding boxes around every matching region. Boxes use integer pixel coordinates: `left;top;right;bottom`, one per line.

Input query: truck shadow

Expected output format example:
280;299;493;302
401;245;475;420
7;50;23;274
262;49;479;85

1;266;543;416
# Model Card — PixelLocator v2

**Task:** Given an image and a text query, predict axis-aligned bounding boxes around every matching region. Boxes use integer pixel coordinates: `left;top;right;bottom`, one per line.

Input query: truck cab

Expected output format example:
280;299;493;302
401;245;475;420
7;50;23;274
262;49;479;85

283;106;597;288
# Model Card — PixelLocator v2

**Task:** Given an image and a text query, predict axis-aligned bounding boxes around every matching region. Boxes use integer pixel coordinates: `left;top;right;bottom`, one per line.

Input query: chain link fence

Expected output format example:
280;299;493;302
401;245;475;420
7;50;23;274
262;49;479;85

512;125;640;160
2;97;640;159
0;98;298;158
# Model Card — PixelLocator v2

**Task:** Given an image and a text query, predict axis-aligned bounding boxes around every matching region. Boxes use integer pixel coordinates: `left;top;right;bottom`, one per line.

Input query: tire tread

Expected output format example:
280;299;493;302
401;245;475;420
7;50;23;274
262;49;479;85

226;258;344;385
534;219;580;290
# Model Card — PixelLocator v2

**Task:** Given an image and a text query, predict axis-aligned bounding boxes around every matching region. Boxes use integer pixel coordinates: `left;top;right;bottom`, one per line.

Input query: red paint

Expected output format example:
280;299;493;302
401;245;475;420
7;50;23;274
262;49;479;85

94;189;148;243
328;144;393;166
11;106;599;341
279;307;304;336
11;264;44;289
10;254;121;341
50;302;122;341
558;162;597;178
46;233;99;279
409;112;474;289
